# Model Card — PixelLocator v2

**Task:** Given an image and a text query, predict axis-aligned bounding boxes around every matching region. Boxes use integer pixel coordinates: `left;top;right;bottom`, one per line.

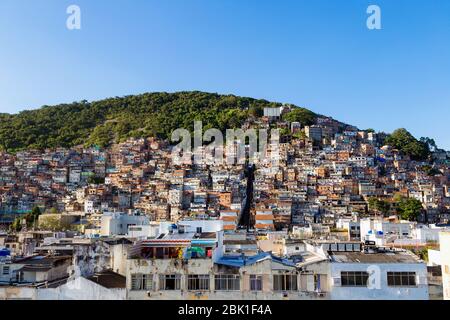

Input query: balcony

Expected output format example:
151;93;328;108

183;246;214;260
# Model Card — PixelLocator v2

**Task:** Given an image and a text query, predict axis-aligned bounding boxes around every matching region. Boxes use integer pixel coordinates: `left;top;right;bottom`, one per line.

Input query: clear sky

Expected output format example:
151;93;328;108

0;0;449;149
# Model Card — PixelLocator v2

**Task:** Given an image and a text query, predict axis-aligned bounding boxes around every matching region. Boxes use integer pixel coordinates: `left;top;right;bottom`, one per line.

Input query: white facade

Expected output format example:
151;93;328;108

360;219;414;245
440;231;450;300
175;219;223;234
329;260;429;300
427;249;441;267
127;224;160;239
84;199;96;214
100;212;150;236
263;107;281;118
37;277;126;300
412;225;443;244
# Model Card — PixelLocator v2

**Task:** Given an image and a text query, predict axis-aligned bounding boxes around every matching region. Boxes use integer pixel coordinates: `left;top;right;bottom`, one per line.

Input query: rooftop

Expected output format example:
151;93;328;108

216;252;296;268
87;270;126;289
14;255;72;265
329;251;422;264
223;239;257;245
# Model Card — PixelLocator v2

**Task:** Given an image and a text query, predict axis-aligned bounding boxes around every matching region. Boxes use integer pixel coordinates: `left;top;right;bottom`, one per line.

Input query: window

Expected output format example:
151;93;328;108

2;266;10;275
341;271;369;287
249;275;263;291
16;271;23;282
214;274;240;291
159;274;181;290
130;274;153;291
273;274;298;291
387;272;416;287
187;275;210;291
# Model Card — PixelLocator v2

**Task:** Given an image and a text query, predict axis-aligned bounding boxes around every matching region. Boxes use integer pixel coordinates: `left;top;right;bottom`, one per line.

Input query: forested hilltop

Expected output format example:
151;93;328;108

0;91;313;152
0;91;438;161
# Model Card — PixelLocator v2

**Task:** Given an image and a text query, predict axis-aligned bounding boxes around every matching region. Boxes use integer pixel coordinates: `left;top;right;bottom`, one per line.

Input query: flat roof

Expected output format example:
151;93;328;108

330;251;421;264
161;233;195;240
87;270;126;289
223;240;257;245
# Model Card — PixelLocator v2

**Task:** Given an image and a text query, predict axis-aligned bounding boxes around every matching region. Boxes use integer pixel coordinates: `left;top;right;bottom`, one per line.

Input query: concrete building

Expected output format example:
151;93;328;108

360;219;414;246
127;223;160;239
263;107;281;121
328;249;429;300
126;233;326;300
255;210;275;231
305;126;322;142
100;212;150;237
336;218;361;241
440;231;450;300
37;270;126;300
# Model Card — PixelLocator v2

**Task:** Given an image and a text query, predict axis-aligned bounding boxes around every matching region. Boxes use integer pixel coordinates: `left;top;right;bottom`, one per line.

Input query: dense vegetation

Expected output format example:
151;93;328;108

384;128;431;161
395;196;423;221
0;91;299;151
10;206;41;232
368;197;391;216
421;165;442;176
282;107;316;126
0;91;443;161
367;195;424;221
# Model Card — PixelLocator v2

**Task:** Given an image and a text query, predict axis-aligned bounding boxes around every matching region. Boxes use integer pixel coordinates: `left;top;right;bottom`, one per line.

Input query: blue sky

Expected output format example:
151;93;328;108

0;0;449;149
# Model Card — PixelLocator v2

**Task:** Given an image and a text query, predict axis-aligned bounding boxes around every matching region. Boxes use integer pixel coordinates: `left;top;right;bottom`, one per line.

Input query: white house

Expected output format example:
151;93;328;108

440;231;450;300
101;212;150;237
360;218;414;246
411;225;444;244
328;250;429;300
127;223;160;239
37;271;126;300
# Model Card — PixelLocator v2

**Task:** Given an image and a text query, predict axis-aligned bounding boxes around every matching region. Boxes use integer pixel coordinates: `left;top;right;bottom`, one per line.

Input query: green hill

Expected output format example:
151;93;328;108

0;91;437;161
384;128;431;161
0;91;316;152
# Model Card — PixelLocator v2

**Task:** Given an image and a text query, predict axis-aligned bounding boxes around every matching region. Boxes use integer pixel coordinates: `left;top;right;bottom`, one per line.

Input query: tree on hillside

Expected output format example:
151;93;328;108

395;196;423;221
88;176;106;185
368;197;391;216
422;165;441;176
420;137;438;152
282;108;316;126
9;206;42;232
292;130;307;140
31;206;41;217
249;105;263;118
10;217;23;232
0;92;303;151
385;128;430;161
